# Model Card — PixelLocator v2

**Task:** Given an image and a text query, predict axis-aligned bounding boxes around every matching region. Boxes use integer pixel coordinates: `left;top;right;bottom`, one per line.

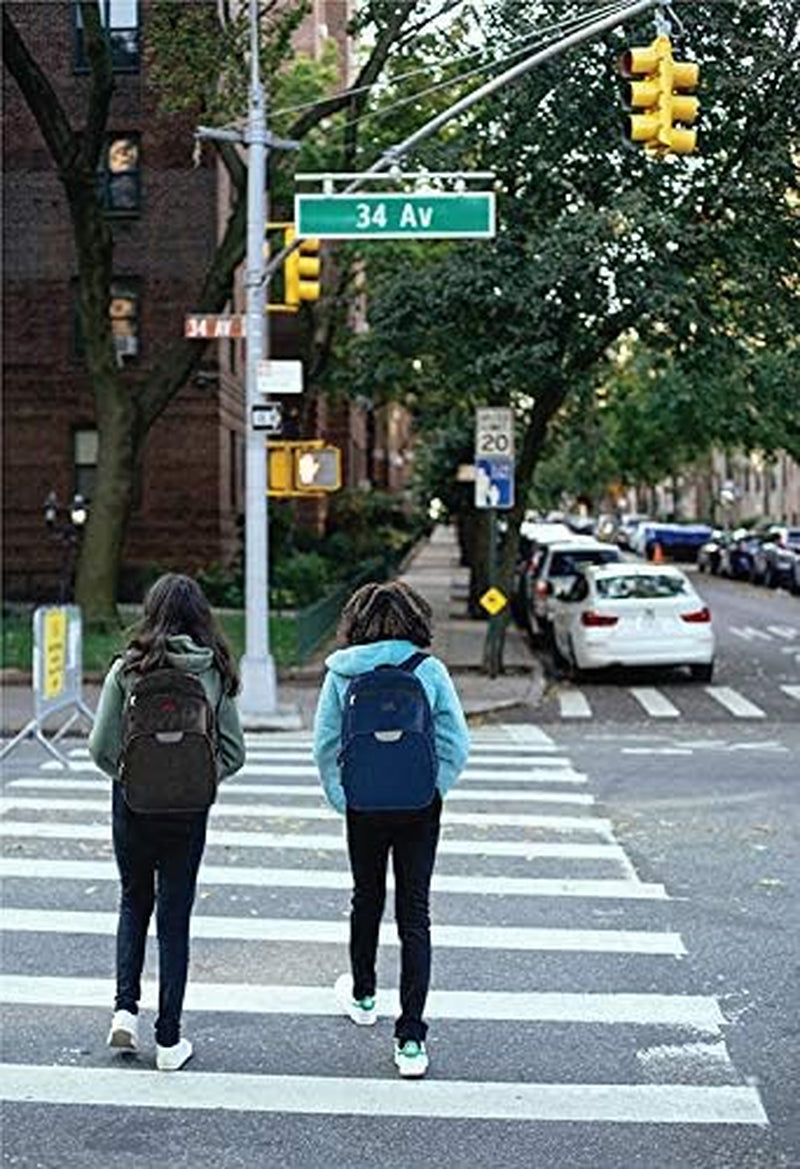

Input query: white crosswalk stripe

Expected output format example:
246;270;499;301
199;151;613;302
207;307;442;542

545;683;785;722
704;687;767;719
0;725;767;1140
629;688;681;719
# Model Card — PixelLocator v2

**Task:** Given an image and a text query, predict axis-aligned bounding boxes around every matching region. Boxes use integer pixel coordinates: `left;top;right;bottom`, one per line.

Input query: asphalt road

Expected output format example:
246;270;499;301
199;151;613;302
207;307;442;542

1;574;798;1168
529;570;800;724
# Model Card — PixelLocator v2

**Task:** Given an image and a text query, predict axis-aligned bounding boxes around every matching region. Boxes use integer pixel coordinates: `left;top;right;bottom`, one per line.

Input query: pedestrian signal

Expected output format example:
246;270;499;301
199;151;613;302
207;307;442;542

619;36;699;155
284;226;321;306
294;445;340;491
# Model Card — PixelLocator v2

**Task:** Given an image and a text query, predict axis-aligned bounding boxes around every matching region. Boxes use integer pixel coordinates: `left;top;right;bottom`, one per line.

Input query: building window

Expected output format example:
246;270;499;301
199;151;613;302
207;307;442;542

72;278;140;364
110;279;140;364
98;135;141;215
73;428;98;502
75;1;140;73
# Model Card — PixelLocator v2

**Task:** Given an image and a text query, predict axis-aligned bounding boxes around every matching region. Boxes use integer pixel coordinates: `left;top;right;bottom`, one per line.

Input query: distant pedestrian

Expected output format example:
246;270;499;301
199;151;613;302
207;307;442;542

313;580;470;1077
89;573;245;1071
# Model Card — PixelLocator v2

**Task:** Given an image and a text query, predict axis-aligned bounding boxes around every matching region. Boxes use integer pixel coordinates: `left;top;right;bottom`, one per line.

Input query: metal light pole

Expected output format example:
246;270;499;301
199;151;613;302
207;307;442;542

238;0;276;717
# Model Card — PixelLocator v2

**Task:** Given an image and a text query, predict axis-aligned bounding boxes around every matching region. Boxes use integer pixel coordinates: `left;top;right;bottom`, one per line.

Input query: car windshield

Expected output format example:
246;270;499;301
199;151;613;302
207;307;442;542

549;549;619;575
595;574;689;600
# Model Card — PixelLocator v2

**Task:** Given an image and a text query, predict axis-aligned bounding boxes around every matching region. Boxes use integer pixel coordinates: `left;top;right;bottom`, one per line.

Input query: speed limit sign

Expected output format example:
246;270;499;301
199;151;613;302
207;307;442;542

475;408;514;459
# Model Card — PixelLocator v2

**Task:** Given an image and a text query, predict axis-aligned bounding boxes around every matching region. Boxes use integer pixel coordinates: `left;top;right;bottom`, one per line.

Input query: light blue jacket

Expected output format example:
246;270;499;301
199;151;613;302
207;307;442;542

312;639;471;814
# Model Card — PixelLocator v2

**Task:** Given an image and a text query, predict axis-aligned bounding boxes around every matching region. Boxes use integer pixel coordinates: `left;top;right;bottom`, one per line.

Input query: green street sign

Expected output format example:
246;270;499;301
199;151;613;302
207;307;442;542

294;192;496;240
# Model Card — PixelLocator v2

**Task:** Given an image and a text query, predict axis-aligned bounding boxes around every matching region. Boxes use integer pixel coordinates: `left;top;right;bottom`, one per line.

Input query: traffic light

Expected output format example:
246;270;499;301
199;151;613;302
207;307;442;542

293;445;340;492
267;442;341;496
284;226;321;306
619;36;699;154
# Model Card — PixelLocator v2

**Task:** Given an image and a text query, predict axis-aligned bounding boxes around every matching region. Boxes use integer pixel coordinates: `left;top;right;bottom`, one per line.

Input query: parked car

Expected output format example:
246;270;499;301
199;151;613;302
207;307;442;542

551;563;715;681
615;514;651;550
791;549;800;596
697;529;730;575
633;522;714;562
750;526;800;588
529;540;622;637
718;529;763;580
512;522;576;627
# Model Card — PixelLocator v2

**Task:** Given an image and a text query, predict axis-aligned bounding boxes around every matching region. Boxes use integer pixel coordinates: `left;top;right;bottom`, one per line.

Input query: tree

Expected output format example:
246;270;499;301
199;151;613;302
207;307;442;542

344;0;799;670
2;0;463;622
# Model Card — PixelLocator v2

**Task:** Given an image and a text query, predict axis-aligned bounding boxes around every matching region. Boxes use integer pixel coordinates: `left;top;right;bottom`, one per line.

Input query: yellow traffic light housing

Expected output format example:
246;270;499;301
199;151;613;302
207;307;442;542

267;441;341;496
284;226;321;306
620;36;699;155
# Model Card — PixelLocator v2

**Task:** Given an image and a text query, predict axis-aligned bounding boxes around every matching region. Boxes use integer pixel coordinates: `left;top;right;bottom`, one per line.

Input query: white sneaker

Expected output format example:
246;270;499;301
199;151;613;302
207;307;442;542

394;1039;429;1078
107;1009;138;1051
334;972;377;1026
156;1037;193;1072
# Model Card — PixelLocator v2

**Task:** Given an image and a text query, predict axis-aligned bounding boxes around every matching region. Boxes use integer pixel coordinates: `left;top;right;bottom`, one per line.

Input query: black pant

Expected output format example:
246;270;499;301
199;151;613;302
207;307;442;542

346;794;441;1044
111;783;208;1047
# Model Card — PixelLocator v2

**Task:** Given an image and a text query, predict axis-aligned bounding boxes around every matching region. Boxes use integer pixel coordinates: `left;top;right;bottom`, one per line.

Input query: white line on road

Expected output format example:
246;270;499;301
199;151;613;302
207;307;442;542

704;688;767;719
5;778;594;807
728;627;774;642
629;689;681;719
0;821;627;863
0;799;613;835
621;748;694;756
780;684;800;703
0;1065;768;1125
0;908;685;954
559;690;593;719
0;858;667;900
765;625;798;641
0;975;724;1030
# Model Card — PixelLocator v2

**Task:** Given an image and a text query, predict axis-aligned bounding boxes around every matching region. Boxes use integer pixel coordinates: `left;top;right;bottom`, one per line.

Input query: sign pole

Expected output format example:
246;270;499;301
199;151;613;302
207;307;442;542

238;0;276;717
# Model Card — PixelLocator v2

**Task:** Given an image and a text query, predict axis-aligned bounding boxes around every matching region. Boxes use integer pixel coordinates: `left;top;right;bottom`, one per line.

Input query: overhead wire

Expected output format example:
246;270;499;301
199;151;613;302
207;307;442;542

271;0;639;123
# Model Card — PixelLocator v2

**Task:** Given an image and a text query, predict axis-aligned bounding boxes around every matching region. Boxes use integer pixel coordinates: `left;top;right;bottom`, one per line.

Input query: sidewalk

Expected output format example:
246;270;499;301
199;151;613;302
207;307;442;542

0;525;542;736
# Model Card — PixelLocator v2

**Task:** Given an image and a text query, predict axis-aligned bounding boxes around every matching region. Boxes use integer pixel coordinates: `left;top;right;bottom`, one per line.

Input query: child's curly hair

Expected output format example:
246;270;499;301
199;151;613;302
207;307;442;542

337;580;433;647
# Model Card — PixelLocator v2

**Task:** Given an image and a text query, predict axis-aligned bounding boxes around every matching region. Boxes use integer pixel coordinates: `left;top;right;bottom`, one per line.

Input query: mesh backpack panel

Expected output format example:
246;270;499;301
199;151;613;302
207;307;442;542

338;652;437;812
119;668;218;814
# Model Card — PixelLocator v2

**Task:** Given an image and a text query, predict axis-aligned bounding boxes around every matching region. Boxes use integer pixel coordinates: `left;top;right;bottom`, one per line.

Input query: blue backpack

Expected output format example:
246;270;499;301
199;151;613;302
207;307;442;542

338;651;438;812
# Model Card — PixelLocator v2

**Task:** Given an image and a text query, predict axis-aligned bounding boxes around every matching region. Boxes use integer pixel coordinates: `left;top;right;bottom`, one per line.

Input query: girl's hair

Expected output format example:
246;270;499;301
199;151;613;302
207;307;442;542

337;580;433;648
122;573;240;695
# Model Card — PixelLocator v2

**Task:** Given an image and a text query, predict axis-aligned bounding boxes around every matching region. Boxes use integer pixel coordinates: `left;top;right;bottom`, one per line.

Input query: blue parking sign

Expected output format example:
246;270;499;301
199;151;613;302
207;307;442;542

475;456;514;509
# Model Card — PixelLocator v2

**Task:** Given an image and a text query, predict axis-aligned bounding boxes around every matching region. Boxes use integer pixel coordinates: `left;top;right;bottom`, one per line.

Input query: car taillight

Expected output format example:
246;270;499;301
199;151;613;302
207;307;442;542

581;610;618;627
680;606;711;623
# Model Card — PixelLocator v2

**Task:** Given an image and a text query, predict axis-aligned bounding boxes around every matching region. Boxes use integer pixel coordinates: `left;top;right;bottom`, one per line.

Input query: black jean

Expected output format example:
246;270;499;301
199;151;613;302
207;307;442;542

345;794;442;1044
111;783;208;1047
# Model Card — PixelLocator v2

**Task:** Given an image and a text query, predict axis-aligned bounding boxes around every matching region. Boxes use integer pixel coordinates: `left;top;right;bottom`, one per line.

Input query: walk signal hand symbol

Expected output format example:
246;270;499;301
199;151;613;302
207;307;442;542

297;451;320;486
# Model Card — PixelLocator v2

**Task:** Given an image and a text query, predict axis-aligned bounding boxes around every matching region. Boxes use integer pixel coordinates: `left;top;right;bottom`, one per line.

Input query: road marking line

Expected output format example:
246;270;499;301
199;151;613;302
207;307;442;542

704;688;767;719
629;689;681;719
621;748;693;756
0;1065;768;1125
0;975;723;1030
728;627;774;642
780;685;800;703
559;690;592;719
765;625;798;640
0;908;685;953
0;822;627;862
0;799;612;835
5;779;594;807
0;858;666;900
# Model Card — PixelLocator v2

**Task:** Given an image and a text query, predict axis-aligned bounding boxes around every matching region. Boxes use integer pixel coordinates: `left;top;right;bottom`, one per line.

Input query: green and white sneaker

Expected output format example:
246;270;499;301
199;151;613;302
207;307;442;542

394;1038;429;1078
334;973;377;1026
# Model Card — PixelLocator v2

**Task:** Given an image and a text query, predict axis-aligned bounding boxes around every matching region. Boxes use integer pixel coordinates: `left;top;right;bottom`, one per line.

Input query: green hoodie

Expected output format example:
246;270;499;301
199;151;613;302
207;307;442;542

88;634;246;781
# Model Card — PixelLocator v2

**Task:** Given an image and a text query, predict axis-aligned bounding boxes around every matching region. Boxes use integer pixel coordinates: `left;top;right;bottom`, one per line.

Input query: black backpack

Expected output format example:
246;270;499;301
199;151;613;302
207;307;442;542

338;652;438;812
119;668;218;814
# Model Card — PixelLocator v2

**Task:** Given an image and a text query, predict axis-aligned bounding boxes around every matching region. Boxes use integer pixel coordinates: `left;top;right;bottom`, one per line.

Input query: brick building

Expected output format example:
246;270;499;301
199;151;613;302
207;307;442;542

2;0;411;601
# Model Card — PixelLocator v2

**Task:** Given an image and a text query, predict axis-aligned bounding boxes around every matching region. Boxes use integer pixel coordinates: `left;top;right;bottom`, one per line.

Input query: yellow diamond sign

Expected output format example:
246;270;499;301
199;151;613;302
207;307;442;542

479;587;507;616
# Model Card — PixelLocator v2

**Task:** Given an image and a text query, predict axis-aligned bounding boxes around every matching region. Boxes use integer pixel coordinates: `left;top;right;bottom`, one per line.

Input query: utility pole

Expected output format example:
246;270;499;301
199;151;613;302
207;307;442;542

238;0;275;718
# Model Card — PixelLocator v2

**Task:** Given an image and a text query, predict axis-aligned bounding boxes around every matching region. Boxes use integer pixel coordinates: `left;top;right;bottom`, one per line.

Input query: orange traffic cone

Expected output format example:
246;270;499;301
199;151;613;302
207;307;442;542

652;542;664;564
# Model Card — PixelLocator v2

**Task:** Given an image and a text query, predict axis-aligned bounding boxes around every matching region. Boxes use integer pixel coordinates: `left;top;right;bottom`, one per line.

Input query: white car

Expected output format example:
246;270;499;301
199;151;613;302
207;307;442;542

530;539;622;634
551;563;715;681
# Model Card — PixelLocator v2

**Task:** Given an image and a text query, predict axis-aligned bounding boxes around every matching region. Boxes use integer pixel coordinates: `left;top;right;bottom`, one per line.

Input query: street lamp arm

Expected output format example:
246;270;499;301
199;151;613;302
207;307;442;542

262;0;660;283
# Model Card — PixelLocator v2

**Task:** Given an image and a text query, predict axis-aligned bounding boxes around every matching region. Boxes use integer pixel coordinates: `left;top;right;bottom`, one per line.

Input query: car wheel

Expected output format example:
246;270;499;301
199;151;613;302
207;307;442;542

698;560;706;574
690;662;714;683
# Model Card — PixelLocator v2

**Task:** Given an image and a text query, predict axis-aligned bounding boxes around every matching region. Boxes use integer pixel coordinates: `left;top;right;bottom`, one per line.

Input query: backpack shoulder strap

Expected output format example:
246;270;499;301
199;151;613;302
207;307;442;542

399;651;429;674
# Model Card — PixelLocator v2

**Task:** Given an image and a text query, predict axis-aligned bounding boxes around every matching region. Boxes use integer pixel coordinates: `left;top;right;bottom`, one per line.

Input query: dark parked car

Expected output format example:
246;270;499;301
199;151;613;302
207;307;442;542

719;530;763;580
751;527;800;588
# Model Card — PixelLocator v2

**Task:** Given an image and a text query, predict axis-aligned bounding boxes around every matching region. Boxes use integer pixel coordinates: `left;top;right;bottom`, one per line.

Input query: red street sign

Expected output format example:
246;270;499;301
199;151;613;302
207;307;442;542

185;314;246;339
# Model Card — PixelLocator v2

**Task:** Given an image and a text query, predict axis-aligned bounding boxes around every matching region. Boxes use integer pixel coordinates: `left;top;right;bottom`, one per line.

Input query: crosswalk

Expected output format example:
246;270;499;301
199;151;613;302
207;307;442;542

550;680;800;721
0;726;769;1156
